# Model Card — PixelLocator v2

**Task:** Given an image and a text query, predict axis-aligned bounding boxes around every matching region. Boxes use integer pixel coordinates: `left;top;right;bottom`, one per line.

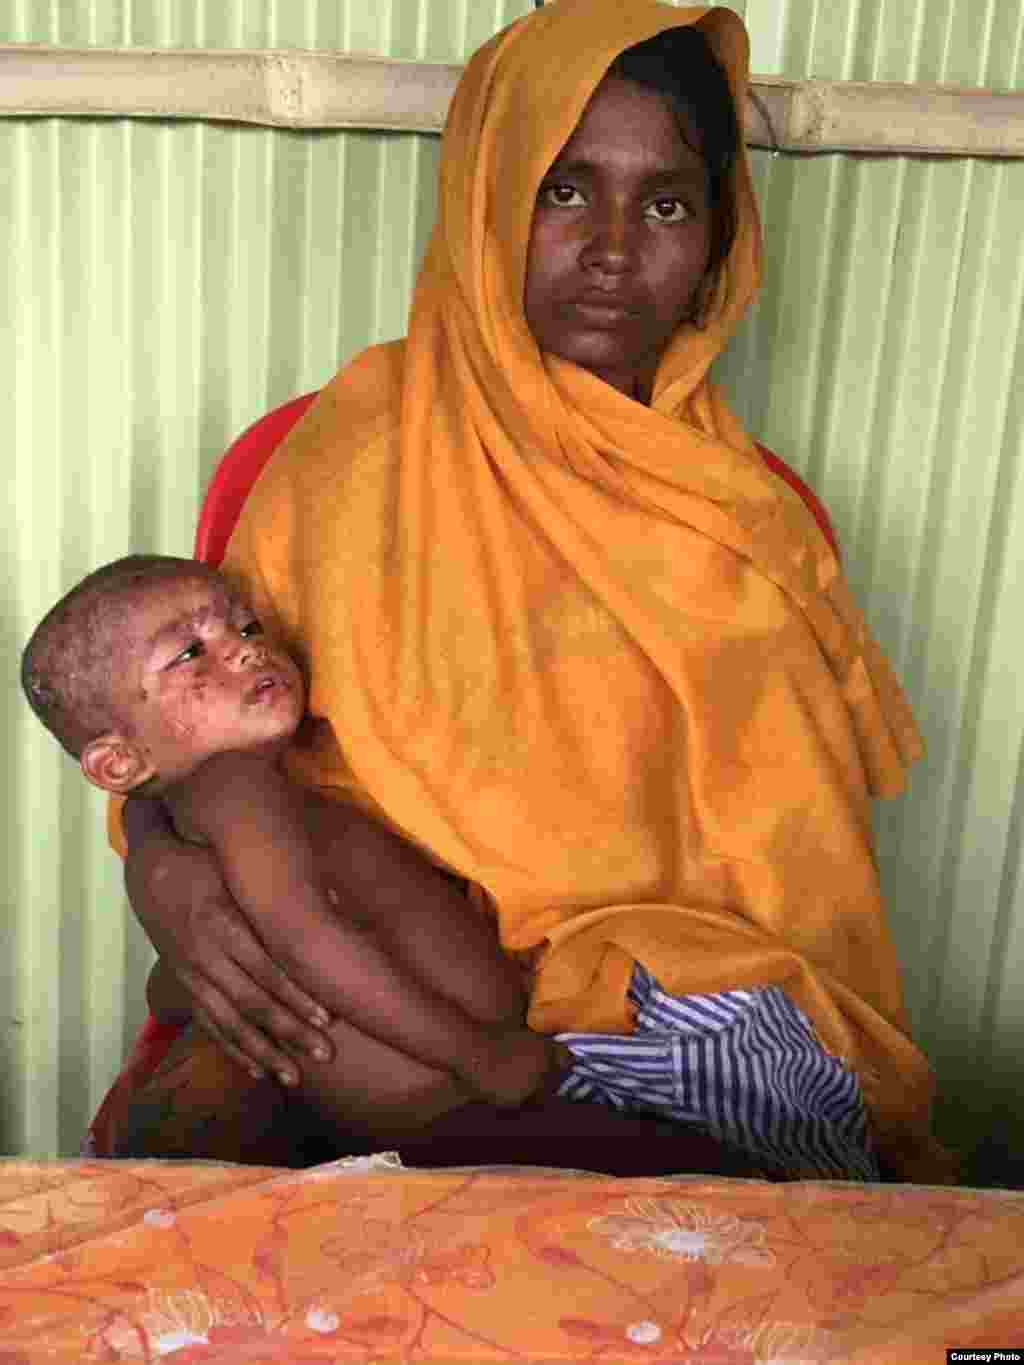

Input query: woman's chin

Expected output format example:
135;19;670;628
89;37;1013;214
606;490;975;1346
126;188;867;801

554;348;640;395
543;336;657;398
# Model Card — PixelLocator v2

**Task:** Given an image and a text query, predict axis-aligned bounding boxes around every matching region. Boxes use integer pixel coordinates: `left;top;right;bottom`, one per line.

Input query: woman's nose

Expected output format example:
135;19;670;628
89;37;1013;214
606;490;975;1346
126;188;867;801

580;204;637;275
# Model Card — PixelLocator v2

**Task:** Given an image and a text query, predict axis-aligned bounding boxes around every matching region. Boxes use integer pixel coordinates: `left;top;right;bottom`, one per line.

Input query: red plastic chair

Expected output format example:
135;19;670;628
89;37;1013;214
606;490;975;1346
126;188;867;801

756;443;840;560
194;390;320;565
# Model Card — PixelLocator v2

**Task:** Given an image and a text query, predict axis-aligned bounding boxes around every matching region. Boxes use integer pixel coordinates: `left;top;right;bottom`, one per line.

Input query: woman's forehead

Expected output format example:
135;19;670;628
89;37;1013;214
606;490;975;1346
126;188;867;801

549;76;706;176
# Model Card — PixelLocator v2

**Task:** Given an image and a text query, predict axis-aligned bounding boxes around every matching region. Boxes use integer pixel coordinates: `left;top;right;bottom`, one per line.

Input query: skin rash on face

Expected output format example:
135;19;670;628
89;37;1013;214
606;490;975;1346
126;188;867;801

112;570;305;788
524;75;712;405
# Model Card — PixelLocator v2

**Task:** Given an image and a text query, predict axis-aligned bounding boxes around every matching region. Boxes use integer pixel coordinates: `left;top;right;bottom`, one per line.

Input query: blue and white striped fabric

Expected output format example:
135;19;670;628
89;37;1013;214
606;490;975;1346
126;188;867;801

555;965;878;1180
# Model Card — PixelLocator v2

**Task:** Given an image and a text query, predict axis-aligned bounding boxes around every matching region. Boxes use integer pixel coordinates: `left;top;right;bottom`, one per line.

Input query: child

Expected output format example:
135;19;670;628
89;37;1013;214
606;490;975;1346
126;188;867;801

21;554;569;1116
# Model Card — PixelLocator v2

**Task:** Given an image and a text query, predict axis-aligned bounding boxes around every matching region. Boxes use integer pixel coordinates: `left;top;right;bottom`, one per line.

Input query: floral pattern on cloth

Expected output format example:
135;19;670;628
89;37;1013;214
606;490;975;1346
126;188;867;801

0;1159;1021;1362
588;1196;778;1268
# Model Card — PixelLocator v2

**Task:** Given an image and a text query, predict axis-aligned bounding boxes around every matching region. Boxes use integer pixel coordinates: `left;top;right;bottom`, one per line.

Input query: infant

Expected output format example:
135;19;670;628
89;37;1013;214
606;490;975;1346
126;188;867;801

22;554;566;1111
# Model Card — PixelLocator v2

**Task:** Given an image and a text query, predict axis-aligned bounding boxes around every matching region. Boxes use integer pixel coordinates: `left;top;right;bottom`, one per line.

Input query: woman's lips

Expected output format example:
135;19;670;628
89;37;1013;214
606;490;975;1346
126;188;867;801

566;297;637;326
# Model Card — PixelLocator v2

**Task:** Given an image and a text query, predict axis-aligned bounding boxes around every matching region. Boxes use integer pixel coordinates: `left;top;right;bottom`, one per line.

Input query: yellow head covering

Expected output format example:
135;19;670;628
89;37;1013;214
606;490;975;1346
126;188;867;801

226;0;950;1178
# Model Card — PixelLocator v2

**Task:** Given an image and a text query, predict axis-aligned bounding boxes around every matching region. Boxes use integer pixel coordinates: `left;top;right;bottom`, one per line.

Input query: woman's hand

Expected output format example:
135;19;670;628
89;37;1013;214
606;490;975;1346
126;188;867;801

123;796;334;1087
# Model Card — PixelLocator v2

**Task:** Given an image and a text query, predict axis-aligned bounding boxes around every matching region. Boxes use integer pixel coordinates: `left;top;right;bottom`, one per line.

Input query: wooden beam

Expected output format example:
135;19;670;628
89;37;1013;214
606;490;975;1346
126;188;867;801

1;46;1022;157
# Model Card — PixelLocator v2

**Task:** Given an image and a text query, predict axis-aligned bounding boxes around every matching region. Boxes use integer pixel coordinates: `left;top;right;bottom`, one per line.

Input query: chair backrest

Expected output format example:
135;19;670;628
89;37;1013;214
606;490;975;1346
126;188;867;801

194;391;320;566
755;443;840;560
193;393;840;568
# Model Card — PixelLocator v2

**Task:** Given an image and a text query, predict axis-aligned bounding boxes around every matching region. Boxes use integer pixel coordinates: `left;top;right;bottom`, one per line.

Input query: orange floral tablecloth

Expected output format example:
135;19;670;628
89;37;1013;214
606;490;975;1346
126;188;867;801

0;1157;1022;1363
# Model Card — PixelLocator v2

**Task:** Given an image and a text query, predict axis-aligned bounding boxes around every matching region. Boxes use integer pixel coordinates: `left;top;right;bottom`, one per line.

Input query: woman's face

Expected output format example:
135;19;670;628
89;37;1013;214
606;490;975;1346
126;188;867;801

524;75;712;404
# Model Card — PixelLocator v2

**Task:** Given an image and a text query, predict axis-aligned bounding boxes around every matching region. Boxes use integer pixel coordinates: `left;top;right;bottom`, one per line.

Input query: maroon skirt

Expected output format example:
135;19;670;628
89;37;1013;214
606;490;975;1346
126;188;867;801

87;1015;780;1179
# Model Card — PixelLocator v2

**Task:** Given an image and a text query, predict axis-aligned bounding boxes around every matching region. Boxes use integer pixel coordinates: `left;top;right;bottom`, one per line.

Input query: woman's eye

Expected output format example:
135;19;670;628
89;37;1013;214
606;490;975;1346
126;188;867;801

240;620;264;638
541;184;585;208
646;197;688;223
170;640;203;666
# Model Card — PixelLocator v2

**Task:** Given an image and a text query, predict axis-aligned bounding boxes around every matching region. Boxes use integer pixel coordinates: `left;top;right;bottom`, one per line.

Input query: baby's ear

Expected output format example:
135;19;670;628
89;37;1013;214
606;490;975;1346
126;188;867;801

80;734;155;795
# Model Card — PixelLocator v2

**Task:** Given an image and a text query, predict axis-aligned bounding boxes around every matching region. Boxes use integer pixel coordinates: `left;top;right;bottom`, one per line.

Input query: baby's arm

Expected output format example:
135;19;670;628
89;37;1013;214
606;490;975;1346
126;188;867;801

311;810;527;1030
169;752;558;1108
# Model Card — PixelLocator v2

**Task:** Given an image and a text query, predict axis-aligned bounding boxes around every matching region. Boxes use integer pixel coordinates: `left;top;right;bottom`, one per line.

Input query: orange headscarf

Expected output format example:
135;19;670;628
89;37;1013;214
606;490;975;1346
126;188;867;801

226;0;951;1179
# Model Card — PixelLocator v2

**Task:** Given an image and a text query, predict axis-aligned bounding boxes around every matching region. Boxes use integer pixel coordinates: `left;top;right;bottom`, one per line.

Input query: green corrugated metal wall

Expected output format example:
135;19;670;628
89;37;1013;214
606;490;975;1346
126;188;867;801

3;0;1022;1176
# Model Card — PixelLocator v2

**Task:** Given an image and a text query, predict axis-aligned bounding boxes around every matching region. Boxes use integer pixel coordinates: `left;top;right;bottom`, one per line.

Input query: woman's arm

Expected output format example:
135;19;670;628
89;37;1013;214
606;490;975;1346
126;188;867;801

123;793;334;1086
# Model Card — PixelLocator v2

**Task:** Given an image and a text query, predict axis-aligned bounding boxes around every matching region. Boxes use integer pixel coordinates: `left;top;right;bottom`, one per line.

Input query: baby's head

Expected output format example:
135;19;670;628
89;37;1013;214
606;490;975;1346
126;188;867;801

21;555;305;795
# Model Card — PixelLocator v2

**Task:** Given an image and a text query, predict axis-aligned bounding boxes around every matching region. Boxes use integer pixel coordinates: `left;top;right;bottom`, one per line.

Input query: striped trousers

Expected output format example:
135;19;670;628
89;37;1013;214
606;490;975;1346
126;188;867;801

556;966;879;1181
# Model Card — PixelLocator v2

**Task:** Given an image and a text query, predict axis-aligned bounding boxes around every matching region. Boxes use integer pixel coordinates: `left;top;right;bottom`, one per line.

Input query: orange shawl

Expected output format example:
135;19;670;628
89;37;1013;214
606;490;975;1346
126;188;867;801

226;0;949;1178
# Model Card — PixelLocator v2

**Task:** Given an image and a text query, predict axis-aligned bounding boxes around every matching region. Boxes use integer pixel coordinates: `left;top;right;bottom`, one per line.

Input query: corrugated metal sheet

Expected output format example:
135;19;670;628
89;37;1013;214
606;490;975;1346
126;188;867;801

3;0;1023;1176
717;148;1024;1177
2;115;450;1159
714;0;1024;1181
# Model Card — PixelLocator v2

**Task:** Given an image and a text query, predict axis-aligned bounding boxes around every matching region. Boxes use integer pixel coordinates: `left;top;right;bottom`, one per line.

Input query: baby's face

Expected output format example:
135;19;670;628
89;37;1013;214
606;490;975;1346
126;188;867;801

116;568;305;786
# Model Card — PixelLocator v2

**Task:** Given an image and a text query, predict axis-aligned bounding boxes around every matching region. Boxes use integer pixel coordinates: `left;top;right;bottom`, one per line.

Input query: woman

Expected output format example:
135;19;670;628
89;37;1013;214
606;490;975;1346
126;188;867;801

113;0;953;1183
